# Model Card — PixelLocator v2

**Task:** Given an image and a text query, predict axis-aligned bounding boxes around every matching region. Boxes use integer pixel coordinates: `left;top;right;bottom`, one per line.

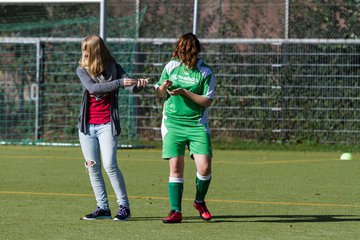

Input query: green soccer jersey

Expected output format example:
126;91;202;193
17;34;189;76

155;59;216;123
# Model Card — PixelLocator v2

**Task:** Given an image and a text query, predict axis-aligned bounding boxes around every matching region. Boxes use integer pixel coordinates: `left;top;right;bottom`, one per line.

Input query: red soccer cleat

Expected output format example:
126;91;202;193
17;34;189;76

162;210;182;223
193;201;212;221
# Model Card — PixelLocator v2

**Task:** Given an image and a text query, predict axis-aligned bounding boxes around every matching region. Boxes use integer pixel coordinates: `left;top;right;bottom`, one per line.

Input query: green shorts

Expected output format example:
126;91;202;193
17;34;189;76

161;118;212;159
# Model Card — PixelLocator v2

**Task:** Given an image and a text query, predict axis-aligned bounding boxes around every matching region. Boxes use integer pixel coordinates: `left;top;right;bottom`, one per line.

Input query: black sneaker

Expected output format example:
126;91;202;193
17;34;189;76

113;205;131;221
81;206;112;220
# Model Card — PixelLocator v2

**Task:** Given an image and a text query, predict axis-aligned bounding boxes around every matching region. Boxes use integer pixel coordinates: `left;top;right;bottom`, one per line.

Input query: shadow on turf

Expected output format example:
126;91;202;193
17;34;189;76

130;216;208;222
130;215;360;223
210;215;360;223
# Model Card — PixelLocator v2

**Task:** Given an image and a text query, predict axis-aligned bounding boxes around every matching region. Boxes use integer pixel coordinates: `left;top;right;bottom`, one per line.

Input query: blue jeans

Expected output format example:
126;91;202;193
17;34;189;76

79;123;129;210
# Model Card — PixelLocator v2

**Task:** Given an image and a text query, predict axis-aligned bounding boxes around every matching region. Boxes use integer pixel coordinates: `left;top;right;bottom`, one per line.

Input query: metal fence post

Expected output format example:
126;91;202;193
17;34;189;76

193;0;198;35
100;0;107;41
285;0;289;39
34;40;41;141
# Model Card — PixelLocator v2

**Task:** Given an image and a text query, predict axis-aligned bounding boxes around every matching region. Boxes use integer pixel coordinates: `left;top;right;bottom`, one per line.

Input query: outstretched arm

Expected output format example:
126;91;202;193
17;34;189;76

76;66;139;93
124;78;149;93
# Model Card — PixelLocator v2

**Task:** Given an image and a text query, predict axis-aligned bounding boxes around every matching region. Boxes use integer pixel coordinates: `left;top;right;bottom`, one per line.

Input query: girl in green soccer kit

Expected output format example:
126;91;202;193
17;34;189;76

155;33;216;223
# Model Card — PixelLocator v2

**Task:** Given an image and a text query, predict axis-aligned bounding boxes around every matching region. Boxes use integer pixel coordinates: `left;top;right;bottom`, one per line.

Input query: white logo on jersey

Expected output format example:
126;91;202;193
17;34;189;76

170;74;199;85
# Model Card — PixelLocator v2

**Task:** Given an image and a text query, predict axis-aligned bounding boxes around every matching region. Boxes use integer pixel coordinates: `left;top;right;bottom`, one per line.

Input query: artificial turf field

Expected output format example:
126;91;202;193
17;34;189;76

0;145;359;240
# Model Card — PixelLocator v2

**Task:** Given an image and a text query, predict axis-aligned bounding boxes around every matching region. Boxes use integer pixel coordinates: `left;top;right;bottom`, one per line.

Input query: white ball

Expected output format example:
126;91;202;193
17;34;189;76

340;153;352;160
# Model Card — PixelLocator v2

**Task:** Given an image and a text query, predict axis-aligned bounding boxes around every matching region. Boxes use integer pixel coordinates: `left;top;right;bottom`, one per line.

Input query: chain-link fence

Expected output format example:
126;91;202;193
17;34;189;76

1;1;360;145
132;39;360;145
3;1;359;39
134;0;360;39
0;2;145;145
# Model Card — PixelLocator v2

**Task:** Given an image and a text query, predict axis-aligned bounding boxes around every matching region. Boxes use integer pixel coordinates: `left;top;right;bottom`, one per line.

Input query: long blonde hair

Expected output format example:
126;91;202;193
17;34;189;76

172;33;201;70
79;35;115;76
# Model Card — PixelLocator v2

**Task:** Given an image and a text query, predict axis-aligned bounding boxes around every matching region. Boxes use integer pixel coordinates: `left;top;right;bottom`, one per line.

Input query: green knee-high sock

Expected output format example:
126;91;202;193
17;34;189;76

195;176;211;202
168;182;183;211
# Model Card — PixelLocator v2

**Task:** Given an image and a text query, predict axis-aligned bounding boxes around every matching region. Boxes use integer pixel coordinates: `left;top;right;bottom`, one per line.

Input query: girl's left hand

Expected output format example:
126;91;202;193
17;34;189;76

124;78;139;86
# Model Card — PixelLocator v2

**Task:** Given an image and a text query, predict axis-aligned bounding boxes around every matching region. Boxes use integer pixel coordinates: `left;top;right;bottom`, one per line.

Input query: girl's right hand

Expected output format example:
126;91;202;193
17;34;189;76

162;80;173;88
137;78;149;87
156;80;172;97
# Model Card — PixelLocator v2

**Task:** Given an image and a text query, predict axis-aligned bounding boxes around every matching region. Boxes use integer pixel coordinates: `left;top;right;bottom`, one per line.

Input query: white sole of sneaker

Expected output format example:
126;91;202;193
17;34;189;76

113;215;131;221
81;216;112;220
